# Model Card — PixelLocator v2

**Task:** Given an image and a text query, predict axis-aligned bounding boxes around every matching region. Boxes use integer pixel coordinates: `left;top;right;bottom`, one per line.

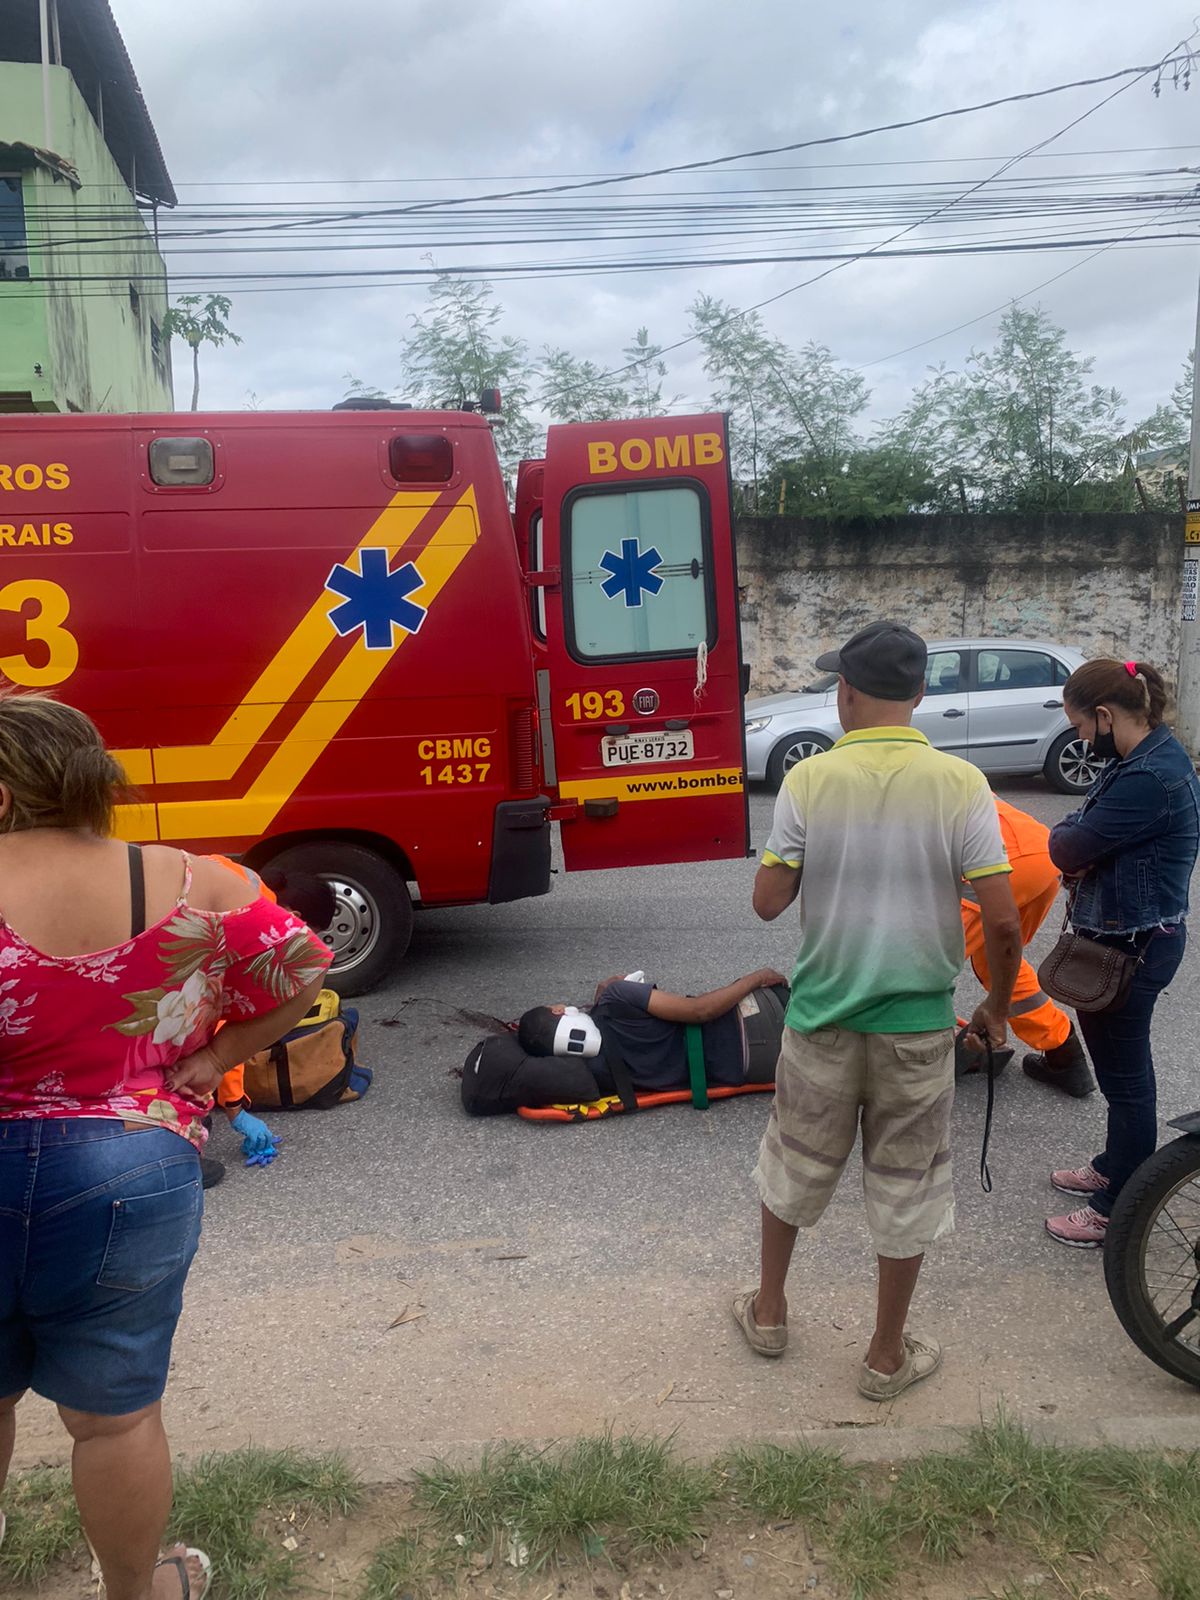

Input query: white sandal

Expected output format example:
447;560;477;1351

155;1547;212;1600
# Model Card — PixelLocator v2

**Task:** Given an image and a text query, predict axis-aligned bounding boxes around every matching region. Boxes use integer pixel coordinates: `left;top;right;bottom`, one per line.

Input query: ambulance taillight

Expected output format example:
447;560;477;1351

388;435;454;483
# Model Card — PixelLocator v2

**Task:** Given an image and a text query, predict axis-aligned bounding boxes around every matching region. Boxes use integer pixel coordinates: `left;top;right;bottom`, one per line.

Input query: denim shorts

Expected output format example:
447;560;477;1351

0;1119;203;1415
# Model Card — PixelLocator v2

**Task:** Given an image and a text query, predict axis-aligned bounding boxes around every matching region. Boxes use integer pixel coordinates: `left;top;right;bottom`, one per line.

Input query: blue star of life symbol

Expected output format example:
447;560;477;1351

599;537;664;608
325;547;428;649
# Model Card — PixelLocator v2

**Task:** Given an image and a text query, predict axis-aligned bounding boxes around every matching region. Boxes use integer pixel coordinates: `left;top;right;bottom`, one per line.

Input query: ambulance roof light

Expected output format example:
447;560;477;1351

479;388;502;415
332;397;413;411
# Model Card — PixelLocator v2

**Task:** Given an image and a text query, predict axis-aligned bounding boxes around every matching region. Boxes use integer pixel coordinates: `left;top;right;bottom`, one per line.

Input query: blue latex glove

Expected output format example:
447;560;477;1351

231;1109;277;1158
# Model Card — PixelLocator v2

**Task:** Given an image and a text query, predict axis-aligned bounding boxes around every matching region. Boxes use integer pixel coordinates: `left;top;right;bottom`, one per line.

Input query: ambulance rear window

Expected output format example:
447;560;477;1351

148;437;215;486
564;482;714;663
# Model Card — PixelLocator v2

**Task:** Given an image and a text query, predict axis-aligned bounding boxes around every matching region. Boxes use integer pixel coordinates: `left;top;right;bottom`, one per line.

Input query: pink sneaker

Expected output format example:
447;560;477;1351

1045;1205;1108;1248
1051;1162;1109;1198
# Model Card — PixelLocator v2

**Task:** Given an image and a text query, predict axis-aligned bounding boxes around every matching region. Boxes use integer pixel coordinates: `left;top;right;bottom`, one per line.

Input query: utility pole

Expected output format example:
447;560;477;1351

1173;272;1200;757
38;0;53;149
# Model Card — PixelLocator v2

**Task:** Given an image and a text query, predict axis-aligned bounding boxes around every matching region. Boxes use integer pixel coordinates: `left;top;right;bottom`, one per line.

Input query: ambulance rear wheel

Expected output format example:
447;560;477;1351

267;842;413;996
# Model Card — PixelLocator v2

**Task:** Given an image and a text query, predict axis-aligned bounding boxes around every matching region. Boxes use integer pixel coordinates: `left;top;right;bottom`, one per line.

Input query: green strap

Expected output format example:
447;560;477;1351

685;1024;709;1109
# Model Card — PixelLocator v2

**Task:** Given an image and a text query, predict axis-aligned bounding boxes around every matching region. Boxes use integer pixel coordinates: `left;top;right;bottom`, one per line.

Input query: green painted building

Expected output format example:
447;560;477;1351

0;0;175;412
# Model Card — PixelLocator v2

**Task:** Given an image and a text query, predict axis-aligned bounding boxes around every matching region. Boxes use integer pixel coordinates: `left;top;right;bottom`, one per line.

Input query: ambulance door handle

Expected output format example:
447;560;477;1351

665;718;688;731
584;798;619;819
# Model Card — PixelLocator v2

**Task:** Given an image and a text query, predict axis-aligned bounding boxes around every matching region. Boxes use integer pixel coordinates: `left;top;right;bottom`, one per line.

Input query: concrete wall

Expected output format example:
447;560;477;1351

736;512;1186;694
0;65;172;412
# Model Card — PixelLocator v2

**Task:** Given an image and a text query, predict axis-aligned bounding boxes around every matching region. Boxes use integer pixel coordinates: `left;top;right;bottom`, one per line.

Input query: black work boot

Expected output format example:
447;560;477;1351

201;1156;226;1189
954;1031;1013;1078
1023;1026;1095;1098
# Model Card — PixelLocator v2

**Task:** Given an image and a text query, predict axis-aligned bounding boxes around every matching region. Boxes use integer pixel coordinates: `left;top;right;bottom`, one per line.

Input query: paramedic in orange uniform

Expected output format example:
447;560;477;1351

961;798;1094;1098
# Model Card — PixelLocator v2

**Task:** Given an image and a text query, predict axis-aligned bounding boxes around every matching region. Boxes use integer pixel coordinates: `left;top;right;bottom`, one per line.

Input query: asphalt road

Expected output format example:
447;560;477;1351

16;775;1200;1472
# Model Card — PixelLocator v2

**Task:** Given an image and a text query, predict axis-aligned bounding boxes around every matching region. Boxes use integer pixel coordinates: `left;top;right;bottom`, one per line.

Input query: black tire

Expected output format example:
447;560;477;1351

1044;729;1108;795
766;731;833;788
264;842;413;997
1103;1135;1200;1389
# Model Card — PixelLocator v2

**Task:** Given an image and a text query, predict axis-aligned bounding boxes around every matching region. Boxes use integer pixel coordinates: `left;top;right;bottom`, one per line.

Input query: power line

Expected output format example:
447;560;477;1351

38;51;1200;259
545;32;1198;398
157;144;1200;187
22;241;1198;306
853;202;1190;370
21;233;1198;302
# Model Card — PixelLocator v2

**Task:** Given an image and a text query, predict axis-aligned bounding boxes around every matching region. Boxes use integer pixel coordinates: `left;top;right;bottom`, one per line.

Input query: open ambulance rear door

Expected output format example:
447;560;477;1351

535;414;750;871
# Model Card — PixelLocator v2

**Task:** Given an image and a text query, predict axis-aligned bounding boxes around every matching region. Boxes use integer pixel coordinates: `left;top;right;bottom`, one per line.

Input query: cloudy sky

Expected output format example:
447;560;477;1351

115;0;1198;429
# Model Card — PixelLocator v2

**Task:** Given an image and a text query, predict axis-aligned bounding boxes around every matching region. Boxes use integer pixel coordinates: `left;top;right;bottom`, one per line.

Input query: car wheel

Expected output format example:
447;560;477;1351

766;732;833;788
262;842;414;996
1044;730;1108;795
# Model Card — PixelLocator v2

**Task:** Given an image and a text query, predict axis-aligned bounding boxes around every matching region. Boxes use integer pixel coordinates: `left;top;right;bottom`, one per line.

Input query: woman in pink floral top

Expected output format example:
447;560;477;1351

0;694;331;1600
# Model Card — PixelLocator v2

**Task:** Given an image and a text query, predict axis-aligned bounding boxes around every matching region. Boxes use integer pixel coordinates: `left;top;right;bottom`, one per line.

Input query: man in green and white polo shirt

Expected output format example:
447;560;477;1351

735;621;1022;1401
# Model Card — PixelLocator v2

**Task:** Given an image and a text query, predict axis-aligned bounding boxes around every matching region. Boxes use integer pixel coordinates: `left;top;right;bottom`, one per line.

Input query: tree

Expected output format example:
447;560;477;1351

538;348;629;422
622;326;670;417
162;293;241;411
878;365;961;511
689;294;793;508
769;340;870;503
690;295;876;513
1137;348;1194;451
930;306;1128;511
399;276;540;472
764;443;941;518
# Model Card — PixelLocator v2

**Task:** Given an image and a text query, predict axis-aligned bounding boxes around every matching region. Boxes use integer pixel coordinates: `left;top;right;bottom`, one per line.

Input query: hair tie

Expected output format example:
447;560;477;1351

1124;660;1138;677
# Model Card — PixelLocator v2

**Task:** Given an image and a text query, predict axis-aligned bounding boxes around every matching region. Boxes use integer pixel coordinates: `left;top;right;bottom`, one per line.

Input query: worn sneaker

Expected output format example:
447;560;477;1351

1045;1205;1108;1248
858;1333;943;1400
1023;1027;1095;1098
1051;1162;1109;1197
731;1290;787;1357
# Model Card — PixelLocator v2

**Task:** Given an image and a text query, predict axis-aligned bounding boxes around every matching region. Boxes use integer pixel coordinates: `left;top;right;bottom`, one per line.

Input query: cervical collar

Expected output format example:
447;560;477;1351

553;1006;603;1059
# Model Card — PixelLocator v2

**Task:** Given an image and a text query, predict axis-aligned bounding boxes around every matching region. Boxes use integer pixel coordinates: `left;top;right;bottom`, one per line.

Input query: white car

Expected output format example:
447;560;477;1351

744;638;1102;794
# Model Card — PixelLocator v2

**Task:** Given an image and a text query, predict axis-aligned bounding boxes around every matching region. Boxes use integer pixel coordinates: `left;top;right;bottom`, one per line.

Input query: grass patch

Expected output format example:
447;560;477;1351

169;1447;361;1600
5;1418;1200;1600
722;1439;858;1522
1152;1534;1200;1600
826;1486;905;1600
412;1430;715;1566
0;1466;80;1584
896;1410;1109;1562
1091;1448;1200;1532
358;1531;449;1600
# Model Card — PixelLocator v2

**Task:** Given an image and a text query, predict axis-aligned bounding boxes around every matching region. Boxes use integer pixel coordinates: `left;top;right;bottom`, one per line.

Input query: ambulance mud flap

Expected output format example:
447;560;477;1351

488;796;552;903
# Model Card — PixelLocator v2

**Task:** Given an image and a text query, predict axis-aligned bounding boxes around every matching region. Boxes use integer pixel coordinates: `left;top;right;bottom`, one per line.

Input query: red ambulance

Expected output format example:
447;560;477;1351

0;403;749;991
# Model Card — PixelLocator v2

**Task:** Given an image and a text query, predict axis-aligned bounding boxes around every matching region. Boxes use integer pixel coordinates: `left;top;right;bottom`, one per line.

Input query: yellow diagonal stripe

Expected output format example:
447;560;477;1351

147;491;445;785
152;486;479;841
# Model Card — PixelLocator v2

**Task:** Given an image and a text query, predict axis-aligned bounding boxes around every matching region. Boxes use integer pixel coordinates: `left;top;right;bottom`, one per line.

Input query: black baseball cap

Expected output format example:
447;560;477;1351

815;621;928;701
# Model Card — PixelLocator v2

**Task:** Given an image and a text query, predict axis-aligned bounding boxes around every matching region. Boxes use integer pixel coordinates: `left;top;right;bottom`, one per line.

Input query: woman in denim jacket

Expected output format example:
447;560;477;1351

1044;658;1200;1247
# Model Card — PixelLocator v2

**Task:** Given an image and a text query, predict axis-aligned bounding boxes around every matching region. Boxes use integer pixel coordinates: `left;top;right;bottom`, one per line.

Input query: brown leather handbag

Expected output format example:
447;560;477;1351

1038;900;1143;1013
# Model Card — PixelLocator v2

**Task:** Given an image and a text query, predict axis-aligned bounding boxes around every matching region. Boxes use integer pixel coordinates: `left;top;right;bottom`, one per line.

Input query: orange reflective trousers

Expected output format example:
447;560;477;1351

960;800;1070;1052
